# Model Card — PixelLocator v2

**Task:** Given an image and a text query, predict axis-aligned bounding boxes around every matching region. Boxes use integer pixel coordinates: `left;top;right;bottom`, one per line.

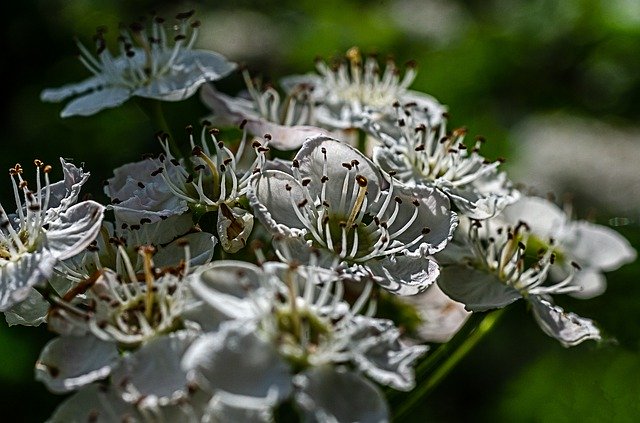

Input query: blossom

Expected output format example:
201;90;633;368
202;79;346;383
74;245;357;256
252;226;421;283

248;136;457;295
41;11;236;117
153;125;258;253
437;218;601;347
280;47;447;130
365;104;519;219
0;159;104;311
182;260;427;421
200;70;333;150
496;195;637;298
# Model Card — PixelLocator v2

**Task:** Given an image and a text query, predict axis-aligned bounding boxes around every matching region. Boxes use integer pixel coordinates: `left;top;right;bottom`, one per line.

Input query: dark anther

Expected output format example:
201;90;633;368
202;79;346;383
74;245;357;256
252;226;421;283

137;182;145;189
421;227;431;235
356;175;368;187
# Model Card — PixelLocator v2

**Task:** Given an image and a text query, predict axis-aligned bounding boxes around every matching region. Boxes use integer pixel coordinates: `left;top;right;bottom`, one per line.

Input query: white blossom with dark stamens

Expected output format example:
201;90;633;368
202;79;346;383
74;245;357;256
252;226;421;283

0;160;104;312
200;71;334;151
437;218;601;347
183;260;427;421
41;11;236;117
365;105;519;219
497;195;637;299
156;125;258;253
248;136;457;295
280;47;446;131
48;244;197;347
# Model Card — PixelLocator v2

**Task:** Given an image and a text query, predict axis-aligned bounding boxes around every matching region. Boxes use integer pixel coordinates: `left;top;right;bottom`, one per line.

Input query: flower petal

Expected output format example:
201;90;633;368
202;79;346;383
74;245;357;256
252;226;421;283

348;316;428;391
40;75;107;102
437;265;522;312
182;322;292;402
562;221;637;271
45;200;105;261
0;250;57;311
248;170;308;237
46;384;142;423
294;366;389;423
35;335;119;393
59;86;131;118
367;255;440;296
529;296;601;347
111;331;195;407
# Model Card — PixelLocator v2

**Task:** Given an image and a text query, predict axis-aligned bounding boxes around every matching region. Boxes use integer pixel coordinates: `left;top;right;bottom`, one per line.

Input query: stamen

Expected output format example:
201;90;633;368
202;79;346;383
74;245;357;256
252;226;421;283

345;175;368;228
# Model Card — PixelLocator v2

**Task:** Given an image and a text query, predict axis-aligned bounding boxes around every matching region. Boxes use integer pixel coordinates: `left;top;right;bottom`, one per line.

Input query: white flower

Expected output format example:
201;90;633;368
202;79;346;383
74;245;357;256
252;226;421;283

41;11;236;117
248;136;457;295
280;47;446;130
497;195;637;298
0;159;104;311
365;105;519;219
182;260;428;421
200;71;333;151
155;125;259;253
437;218;601;347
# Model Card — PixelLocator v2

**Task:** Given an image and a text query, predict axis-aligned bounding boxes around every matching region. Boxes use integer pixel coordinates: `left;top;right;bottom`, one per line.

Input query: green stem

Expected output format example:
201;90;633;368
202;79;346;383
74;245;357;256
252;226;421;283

392;308;505;421
135;98;181;158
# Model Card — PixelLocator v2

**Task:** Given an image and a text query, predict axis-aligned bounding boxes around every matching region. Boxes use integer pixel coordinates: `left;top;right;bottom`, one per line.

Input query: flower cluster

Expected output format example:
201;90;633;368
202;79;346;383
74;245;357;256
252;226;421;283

2;11;634;422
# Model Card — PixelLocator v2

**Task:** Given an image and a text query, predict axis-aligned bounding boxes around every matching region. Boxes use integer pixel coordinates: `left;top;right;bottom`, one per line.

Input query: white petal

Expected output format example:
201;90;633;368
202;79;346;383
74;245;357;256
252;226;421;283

135;50;236;101
367;255;440;296
562;221;637;271
40;75;107;102
295;137;384;205
294;366;389;423
499;196;566;239
188;262;267;323
246;120;333;151
111;331;195;407
45;158;90;214
402;90;447;126
35;336;119;393
46;384;142;423
403;283;471;343
45;200;105;260
4;287;49;326
182;322;292;402
154;231;217;268
60;86;131;118
437;265;522;312
248;170;308;237
203;392;274;423
0;250;57;312
348;315;428;391
566;267;607;299
529;296;601;347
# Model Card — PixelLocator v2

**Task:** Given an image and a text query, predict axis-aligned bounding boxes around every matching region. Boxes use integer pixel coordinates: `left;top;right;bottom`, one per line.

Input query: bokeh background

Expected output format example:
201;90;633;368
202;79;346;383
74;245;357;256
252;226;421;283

1;0;640;421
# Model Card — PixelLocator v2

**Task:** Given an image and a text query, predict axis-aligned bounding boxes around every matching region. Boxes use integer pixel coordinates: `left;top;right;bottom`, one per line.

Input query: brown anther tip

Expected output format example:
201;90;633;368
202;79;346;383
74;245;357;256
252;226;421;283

176;10;196;20
263;133;272;140
239;119;248;129
392;101;401;108
496;157;506;163
571;261;582;270
292;159;300;168
129;22;144;33
355;175;368;187
412;199;420;206
475;135;486;143
388;170;397;176
185;124;193;134
174;34;187;42
421;227;431;235
394;196;402;204
191;146;204;156
43;165;52;173
191;20;201;28
453;127;467;137
405;59;418;68
177;238;190;247
207;127;220;135
550;254;556;264
398;118;406;127
34;159;43;167
139;244;156;254
518;241;526;250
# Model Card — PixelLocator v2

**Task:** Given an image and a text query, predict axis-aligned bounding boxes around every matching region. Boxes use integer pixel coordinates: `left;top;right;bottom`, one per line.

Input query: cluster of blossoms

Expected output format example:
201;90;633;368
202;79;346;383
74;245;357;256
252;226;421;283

2;10;635;422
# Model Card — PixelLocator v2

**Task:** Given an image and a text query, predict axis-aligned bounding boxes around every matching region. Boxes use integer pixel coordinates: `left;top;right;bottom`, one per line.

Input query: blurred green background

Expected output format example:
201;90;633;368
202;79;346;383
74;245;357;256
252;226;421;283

1;0;639;421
